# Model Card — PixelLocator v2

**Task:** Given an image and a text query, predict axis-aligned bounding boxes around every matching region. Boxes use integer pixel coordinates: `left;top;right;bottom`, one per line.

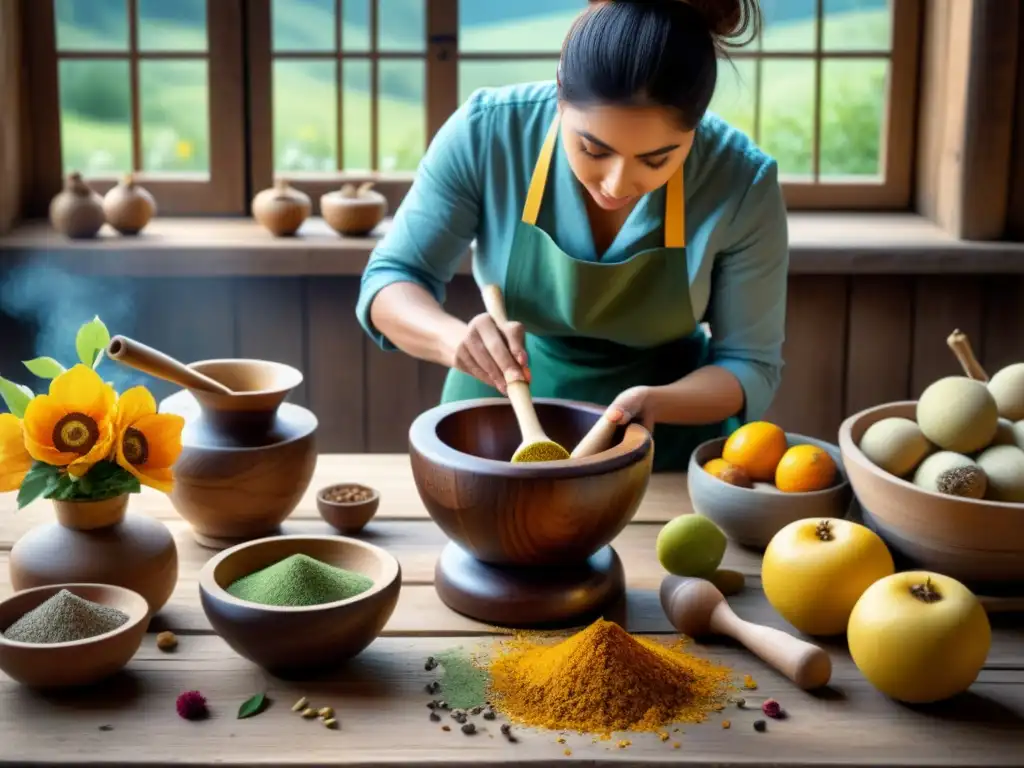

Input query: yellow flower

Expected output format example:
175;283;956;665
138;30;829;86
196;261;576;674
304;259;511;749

114;386;185;493
22;365;116;477
175;140;194;160
0;414;32;492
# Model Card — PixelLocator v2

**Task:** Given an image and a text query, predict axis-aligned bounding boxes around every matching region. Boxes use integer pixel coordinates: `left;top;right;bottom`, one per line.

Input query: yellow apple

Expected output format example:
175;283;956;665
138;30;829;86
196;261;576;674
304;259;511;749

761;518;894;636
847;571;991;703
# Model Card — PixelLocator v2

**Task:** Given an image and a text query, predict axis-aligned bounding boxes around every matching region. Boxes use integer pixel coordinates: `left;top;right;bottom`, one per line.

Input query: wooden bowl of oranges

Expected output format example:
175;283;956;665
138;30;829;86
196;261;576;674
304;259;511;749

687;422;853;550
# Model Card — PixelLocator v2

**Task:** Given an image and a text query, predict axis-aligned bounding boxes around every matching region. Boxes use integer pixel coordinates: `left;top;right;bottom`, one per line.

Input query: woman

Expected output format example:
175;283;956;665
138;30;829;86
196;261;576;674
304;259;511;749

356;0;788;472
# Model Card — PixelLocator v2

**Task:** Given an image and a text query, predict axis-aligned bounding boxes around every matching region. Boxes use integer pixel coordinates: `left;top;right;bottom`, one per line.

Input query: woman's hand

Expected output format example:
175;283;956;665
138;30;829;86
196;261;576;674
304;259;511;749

447;313;529;395
605;385;656;432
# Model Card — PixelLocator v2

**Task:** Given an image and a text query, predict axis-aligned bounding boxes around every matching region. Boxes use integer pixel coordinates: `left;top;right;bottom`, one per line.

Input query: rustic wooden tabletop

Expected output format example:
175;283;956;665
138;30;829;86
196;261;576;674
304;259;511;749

1;454;1022;767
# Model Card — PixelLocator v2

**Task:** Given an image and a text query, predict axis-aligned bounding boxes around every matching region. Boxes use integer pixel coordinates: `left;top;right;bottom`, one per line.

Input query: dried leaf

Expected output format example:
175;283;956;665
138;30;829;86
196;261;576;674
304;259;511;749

237;692;267;719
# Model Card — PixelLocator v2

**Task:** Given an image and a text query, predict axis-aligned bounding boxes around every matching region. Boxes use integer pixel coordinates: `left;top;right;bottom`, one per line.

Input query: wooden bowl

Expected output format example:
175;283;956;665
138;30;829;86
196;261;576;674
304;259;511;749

688;432;853;550
198;535;401;677
839;401;1024;587
159;359;318;549
408;397;654;566
316;483;380;534
0;584;149;689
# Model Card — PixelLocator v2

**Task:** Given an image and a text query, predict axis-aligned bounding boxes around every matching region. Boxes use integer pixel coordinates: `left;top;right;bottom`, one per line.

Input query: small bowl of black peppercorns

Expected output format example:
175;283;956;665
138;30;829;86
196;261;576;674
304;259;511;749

317;483;380;535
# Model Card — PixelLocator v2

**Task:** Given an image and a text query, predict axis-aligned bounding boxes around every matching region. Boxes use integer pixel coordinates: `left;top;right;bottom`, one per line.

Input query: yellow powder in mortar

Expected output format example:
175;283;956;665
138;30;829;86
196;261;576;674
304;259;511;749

511;440;570;462
486;618;733;735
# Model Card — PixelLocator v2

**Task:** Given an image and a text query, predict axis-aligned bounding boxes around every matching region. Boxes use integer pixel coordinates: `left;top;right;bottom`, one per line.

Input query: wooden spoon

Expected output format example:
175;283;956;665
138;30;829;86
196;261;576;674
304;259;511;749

660;574;833;690
480;285;569;463
107;335;234;396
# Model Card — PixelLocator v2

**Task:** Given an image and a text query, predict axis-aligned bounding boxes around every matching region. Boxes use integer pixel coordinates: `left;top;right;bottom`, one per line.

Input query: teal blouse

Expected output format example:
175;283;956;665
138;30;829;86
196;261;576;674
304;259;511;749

355;80;789;422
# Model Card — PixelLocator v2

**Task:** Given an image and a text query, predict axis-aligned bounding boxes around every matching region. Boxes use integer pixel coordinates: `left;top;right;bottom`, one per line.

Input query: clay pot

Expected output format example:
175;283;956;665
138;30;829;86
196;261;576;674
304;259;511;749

320;182;388;236
49;171;105;239
252;179;311;236
102;173;156;235
8;494;179;615
158;359;319;550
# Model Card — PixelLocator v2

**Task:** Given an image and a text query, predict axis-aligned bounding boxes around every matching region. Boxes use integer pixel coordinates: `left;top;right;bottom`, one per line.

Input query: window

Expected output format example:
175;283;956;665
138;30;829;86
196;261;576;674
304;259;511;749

24;0;245;214
22;0;920;215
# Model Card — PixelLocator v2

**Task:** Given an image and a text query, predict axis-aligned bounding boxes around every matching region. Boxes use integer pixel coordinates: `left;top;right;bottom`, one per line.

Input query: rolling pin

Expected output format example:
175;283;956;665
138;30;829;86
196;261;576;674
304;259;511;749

107;335;234;396
660;574;833;690
480;285;570;462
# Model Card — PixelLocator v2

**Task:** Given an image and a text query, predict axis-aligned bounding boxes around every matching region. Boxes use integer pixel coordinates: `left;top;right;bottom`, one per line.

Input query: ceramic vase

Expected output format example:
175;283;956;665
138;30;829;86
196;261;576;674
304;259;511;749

8;493;179;615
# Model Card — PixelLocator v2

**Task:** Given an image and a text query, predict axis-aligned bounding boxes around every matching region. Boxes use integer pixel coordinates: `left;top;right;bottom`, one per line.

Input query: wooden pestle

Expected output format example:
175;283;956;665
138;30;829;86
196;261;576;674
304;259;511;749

480;285;570;462
660;574;833;691
947;329;989;382
106;335;234;395
571;408;622;459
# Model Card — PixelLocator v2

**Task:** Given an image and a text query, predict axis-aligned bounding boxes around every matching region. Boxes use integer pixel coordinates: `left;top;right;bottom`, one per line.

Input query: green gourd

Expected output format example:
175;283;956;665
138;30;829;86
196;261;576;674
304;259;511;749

916;377;998;454
975;445;1024;502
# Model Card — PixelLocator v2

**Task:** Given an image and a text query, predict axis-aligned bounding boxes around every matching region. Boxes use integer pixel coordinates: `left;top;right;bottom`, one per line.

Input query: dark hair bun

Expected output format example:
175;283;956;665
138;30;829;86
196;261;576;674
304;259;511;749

591;0;759;48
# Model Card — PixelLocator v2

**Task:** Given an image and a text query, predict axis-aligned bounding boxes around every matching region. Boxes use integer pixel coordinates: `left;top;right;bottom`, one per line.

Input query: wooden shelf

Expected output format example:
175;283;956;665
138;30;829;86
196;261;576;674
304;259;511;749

1;212;1024;276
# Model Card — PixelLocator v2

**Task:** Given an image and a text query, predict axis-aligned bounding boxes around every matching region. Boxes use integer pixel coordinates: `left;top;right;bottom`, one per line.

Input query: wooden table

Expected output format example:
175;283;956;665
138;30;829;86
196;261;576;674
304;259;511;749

1;454;1022;766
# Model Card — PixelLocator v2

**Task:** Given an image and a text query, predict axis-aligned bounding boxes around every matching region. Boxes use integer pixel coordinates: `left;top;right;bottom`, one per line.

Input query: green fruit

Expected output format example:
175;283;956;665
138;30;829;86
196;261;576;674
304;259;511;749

913;451;978;493
858;416;932;476
976;445;1024;502
656;514;727;578
988;363;1024;421
916;376;998;454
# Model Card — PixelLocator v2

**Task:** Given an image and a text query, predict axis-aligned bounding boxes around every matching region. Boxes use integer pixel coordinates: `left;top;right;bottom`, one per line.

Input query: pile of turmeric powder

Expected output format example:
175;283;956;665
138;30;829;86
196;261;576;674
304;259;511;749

486;618;733;735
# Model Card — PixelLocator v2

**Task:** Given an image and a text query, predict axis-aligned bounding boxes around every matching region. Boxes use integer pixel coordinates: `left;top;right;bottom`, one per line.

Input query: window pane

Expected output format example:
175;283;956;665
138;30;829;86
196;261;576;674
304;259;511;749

458;60;557;105
59;59;131;175
274;60;337;172
709;59;757;141
55;0;128;51
759;59;815;178
824;0;891;51
459;0;583;53
138;0;207;52
761;0;817;52
377;60;424;171
273;0;335;52
378;0;425;52
139;60;209;173
342;0;370;52
342;60;372;170
820;59;886;177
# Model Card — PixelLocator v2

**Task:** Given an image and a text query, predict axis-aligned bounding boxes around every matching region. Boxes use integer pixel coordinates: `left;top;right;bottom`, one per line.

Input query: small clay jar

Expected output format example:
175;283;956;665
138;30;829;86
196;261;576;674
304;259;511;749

252;179;311;236
102;173;156;235
49;171;106;239
321;182;388;236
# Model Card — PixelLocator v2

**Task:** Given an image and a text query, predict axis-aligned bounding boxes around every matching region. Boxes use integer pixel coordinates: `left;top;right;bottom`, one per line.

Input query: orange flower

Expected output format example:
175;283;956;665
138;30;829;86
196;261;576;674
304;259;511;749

114;386;185;493
22;364;116;477
0;414;32;492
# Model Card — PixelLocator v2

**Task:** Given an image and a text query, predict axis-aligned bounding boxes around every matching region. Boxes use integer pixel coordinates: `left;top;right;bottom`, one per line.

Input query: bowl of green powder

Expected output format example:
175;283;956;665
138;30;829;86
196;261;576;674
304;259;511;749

198;534;401;677
0;583;150;688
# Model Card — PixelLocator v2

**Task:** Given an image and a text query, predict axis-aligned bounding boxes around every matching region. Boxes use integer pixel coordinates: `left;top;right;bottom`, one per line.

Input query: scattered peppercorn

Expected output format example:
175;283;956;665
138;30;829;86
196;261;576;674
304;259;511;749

437;700;449;710
564;749;572;756
427;701;437;709
156;631;177;651
301;708;318;719
733;696;746;708
722;720;731;729
469;706;483;715
429;711;441;722
482;707;496;720
426;680;440;694
743;674;758;689
175;691;208;721
99;725;113;732
762;698;783;718
425;656;438;671
500;723;517;742
292;697;309;712
442;725;451;732
754;720;767;732
323;718;338;729
658;732;669;742
461;723;476;735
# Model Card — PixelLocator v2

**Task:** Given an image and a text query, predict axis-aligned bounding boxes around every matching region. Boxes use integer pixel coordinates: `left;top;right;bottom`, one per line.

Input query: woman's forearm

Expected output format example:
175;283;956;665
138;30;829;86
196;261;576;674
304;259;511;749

646;365;746;425
368;281;466;368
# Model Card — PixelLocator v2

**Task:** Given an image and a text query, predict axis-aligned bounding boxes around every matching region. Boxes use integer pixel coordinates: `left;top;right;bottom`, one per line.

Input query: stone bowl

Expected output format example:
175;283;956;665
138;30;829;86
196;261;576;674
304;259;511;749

198;535;401;677
0;583;149;689
159;359;318;550
316;483;380;534
688;432;853;550
839;401;1024;588
408;397;654;566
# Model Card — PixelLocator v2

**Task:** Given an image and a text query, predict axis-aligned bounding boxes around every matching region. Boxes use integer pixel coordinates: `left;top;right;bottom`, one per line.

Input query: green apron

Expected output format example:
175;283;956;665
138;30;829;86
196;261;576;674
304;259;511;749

440;116;740;472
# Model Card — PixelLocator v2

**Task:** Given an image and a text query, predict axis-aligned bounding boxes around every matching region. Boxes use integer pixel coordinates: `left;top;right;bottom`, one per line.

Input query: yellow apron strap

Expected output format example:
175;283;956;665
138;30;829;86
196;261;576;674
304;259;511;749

522;113;686;249
664;163;685;248
522;116;561;226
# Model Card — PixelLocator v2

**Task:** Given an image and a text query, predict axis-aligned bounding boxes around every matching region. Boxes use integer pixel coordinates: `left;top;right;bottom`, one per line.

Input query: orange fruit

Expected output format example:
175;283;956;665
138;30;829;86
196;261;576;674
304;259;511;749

721;421;788;481
702;458;752;488
774;444;838;493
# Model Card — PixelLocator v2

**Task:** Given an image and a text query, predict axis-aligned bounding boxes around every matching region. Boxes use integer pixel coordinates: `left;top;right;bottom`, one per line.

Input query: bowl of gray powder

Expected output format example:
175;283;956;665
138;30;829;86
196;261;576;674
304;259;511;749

0;583;149;688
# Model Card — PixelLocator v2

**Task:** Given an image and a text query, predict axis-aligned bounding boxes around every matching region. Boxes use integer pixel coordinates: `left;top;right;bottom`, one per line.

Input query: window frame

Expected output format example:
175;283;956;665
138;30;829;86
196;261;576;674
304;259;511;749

22;0;247;216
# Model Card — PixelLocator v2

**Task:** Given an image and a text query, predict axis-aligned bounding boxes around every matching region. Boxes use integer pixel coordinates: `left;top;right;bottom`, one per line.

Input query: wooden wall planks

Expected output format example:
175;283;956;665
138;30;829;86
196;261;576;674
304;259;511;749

1;274;1022;452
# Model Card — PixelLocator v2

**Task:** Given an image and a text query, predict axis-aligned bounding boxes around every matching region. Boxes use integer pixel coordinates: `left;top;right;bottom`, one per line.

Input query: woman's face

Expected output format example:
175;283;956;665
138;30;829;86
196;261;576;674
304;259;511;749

559;103;695;212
